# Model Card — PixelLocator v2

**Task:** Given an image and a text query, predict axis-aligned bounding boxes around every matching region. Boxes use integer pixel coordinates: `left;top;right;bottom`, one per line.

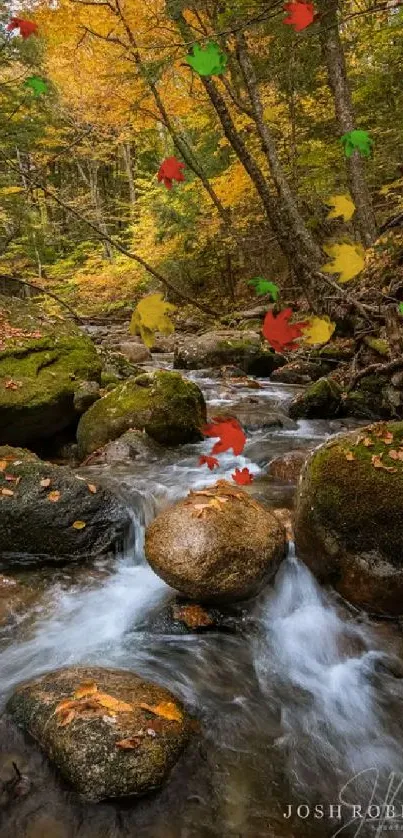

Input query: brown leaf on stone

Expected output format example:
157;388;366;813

371;454;397;472
0;461;7;472
1;488;14;497
345;451;355;461
139;701;183;722
47;491;61;503
74;681;98;699
382;432;394;445
116;737;143;749
72;521;86;530
172;604;213;629
58;709;76;727
87;484;97;494
96;693;134;713
40;478;51;488
5;474;20;484
388;449;403;461
362;437;373;447
4;379;22;390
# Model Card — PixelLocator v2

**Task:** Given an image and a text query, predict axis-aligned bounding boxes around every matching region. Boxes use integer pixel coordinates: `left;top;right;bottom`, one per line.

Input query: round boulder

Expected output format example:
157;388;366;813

288;377;342;420
294;421;403;615
0;446;131;568
77;371;206;458
145;480;286;602
6;666;192;802
0;294;101;447
268;450;308;482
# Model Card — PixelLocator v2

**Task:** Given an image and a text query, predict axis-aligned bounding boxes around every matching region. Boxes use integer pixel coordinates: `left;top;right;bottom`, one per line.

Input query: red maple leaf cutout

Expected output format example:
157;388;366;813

157;157;185;190
199;454;220;471
232;467;254;486
7;17;38;38
262;308;308;352
283;2;315;31
202;417;246;456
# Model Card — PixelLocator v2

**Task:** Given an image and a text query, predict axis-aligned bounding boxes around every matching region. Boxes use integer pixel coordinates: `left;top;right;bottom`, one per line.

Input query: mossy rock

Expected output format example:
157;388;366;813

288;378;342;420
174;330;285;375
0;295;101;447
294;421;403;615
6;666;193;801
77;370;206;458
343;375;397;420
0;446;131;567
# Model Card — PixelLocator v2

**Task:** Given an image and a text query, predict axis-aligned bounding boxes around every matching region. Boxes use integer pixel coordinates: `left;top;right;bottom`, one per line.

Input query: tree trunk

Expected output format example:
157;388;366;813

317;0;377;247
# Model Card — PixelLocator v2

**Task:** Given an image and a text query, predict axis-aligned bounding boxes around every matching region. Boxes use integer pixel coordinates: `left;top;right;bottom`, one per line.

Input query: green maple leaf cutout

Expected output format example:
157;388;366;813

24;76;48;96
340;130;373;158
248;277;279;299
398;303;403;316
186;42;227;77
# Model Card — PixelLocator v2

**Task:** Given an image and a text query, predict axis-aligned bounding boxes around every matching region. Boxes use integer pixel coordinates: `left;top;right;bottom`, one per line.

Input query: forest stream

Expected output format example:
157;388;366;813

1;355;403;838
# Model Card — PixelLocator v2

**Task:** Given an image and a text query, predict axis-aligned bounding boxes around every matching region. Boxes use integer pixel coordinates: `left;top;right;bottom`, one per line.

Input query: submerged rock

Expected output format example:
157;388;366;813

81;429;162;466
77;370;206;458
267;450;308;482
145;480;286;602
6;666;192;802
0;446;131;568
0;295;102;447
223;400;297;432
271;360;330;385
174;330;285;375
294;421;403;615
288;377;342;420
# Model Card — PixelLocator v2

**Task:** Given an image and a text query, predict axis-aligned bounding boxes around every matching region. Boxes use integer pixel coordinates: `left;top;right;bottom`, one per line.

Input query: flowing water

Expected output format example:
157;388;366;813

1;361;403;838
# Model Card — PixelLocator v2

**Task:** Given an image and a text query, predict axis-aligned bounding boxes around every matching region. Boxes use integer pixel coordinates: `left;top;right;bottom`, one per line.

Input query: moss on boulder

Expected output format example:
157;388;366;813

289;378;342;420
294;421;403;615
0;446;131;568
6;666;193;801
0;295;101;447
77;370;206;457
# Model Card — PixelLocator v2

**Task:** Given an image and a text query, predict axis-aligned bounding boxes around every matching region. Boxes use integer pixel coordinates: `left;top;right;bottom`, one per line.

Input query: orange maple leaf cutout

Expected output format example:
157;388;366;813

157;156;185;190
199;454;220;470
7;17;38;38
283;2;315;31
232;467;254;485
262;308;308;352
202;417;246;456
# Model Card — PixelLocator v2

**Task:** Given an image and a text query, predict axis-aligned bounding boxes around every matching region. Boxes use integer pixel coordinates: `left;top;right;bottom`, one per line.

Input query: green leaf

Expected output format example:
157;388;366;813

340;130;373;158
186;42;227;77
23;76;48;97
248;277;279;299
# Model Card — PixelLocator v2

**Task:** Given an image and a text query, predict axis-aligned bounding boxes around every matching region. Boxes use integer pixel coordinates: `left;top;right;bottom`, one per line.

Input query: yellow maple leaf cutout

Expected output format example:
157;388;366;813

322;242;365;283
130;293;176;349
301;315;336;346
326;194;355;222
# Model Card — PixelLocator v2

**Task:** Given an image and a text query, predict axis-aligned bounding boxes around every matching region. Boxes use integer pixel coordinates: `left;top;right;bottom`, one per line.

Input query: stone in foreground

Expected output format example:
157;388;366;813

6;666;192;802
294;421;403;615
145;480;286;602
0;446;131;567
77;370;206;458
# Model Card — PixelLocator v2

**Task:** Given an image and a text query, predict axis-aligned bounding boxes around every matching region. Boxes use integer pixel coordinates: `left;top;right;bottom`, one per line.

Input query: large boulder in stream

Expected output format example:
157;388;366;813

289;377;342;420
6;666;193;802
0;294;102;447
0;446;131;568
77;370;206;458
174;330;285;375
145;480;286;602
294;421;403;615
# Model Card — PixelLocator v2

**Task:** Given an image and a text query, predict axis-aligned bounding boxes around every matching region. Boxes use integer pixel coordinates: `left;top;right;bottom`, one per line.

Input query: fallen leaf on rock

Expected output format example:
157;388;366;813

72;521;86;530
345;451;355;461
96;693;134;713
0;488;14;497
47;491;60;502
371;454;397;472
40;478;51;488
5;474;20;484
191;496;229;519
4;379;22;390
116;737;143;750
0;461;7;472
59;709;76;728
361;437;373;447
172;604;214;628
139;701;183;722
382;432;394;444
232;467;254;485
87;484;97;494
74;682;98;699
